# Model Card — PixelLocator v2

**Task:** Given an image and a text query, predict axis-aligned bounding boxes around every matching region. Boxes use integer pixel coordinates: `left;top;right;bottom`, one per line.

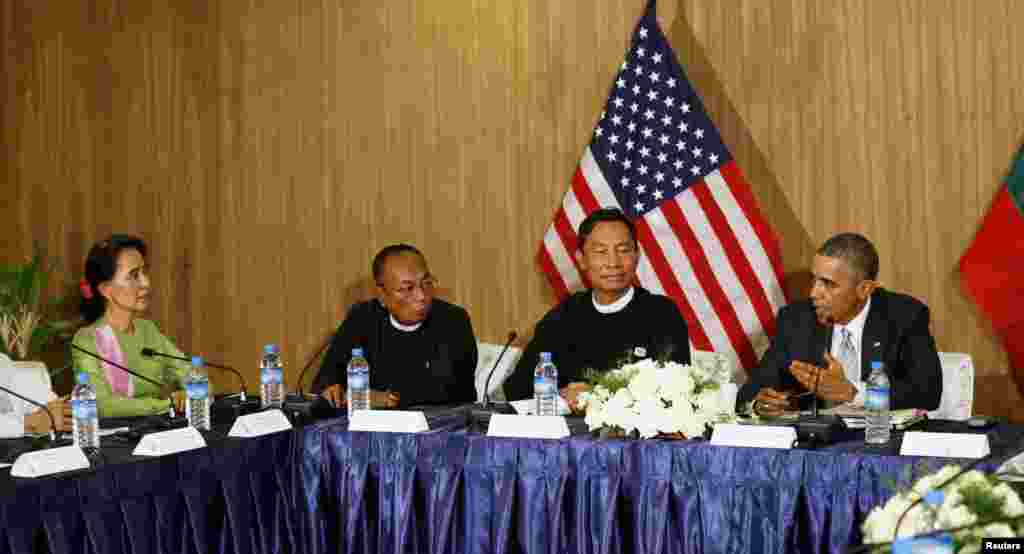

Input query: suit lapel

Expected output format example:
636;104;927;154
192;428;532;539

860;290;887;380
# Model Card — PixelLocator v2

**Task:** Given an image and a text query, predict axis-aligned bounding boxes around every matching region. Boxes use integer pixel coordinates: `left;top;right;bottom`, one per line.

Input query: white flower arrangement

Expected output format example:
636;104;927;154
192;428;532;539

576;357;736;439
862;464;1024;552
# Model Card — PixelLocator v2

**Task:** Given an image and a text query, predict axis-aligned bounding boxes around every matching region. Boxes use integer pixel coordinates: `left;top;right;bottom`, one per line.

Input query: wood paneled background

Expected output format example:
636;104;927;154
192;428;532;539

3;1;1023;418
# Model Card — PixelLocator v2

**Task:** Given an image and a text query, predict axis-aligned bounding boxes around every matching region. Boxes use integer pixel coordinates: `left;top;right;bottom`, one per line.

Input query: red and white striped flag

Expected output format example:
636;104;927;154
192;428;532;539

538;1;787;371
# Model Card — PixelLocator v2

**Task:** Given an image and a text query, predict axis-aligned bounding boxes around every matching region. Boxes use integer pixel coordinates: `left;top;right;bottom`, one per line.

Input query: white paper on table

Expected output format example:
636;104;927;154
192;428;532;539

132;426;207;457
487;414;570;439
899;431;989;459
509;397;571;416
10;445;90;478
228;409;293;438
710;423;796;449
347;410;429;433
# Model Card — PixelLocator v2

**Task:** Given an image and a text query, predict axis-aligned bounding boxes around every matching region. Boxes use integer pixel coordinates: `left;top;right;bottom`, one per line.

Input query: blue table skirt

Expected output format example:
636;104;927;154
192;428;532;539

0;430;302;554
298;421;972;554
3;415;1015;554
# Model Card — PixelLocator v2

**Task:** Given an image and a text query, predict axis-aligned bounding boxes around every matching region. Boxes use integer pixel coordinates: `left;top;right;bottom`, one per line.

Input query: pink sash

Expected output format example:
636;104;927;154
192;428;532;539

94;325;134;397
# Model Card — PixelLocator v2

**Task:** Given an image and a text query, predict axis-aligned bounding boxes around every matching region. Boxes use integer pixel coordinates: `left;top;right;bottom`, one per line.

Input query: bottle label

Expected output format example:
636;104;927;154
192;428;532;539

72;399;97;420
534;376;557;395
865;387;890;411
186;381;210;400
348;374;368;391
261;367;283;385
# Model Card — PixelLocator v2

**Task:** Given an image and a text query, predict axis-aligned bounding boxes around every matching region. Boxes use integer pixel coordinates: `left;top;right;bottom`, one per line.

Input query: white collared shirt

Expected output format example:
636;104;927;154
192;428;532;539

592;287;635;314
829;295;872;405
389;314;424;333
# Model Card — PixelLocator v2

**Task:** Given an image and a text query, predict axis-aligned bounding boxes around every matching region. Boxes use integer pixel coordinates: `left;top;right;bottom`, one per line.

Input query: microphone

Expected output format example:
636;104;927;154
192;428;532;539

70;343;178;420
141;348;250;402
293;337;332;400
283;334;335;421
0;384;66;443
792;327;847;447
483;331;517;407
470;331;518;430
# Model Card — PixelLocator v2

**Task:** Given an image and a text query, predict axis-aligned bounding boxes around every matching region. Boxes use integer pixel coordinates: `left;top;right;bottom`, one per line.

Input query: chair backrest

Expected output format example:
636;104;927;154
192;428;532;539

0;359;53;414
929;352;974;421
474;343;524;402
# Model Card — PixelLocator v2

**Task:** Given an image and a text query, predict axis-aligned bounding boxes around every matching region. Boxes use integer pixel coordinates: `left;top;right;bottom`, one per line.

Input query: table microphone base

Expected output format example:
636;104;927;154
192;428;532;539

793;414;847;448
212;396;263;425
283;393;331;424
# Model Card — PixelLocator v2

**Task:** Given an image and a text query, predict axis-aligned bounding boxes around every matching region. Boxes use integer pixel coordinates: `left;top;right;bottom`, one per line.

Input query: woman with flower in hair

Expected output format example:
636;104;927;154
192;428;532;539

71;235;188;417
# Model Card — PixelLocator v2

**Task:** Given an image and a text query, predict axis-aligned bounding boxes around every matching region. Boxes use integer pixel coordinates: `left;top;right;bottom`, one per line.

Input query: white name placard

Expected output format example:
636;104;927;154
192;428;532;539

710;423;797;449
132;426;207;457
348;410;429;433
228;409;293;438
486;414;570;439
900;431;990;459
10;445;90;478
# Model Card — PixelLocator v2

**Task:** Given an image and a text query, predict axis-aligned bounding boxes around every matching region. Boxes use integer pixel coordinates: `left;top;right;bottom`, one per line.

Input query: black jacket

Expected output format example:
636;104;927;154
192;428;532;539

737;288;942;411
311;298;478;407
504;287;691;401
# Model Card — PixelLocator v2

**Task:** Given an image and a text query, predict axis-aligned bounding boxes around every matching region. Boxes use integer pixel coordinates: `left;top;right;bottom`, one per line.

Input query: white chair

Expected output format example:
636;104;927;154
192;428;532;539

474;342;523;402
0;356;56;438
929;352;974;421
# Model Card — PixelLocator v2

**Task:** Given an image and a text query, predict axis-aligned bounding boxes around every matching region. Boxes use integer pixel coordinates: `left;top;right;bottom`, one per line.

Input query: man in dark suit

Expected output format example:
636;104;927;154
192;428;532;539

737;233;942;416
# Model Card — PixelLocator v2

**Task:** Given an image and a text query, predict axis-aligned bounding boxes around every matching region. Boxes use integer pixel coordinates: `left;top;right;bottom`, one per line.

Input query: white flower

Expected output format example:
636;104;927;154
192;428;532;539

998;484;1024;516
627;368;661;400
980;523;1016;538
937;504;975;531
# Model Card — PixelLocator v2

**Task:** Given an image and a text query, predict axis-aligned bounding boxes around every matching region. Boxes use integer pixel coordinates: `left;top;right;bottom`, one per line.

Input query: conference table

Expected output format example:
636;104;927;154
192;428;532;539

2;406;1021;554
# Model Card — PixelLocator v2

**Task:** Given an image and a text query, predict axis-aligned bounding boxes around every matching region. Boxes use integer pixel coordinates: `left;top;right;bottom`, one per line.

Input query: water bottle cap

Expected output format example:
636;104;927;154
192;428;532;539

76;372;90;385
191;356;204;367
871;361;883;370
351;347;364;356
264;343;278;354
924;489;945;507
539;352;552;362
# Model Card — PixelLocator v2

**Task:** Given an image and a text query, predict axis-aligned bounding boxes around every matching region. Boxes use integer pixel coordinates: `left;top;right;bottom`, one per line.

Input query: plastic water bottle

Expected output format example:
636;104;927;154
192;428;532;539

185;356;211;431
865;360;891;444
260;343;284;409
534;352;558;416
346;348;370;416
71;372;99;451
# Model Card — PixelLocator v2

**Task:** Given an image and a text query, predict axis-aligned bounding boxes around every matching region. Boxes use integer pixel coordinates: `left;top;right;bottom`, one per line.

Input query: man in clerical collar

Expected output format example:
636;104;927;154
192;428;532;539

312;244;478;409
504;208;691;409
738;233;942;416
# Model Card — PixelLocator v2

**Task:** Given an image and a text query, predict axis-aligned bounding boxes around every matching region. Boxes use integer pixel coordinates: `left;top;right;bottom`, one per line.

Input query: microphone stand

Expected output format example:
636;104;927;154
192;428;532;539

470;331;518;431
140;348;261;420
793;362;847;448
70;343;185;430
283;336;333;423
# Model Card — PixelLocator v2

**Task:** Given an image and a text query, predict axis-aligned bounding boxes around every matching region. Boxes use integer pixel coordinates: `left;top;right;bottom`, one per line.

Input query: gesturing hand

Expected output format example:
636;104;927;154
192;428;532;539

788;353;857;404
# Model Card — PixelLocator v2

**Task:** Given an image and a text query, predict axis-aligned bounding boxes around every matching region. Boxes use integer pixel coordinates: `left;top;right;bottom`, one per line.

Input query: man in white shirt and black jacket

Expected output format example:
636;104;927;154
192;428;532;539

312;245;478;409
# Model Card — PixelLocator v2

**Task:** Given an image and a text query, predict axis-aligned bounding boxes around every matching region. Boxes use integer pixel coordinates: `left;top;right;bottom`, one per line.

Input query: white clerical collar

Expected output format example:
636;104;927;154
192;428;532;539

389;314;423;332
592;287;635;314
835;295;871;339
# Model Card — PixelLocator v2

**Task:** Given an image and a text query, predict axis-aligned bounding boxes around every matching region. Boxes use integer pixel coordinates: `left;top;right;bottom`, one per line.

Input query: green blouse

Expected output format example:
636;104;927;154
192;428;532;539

71;319;190;417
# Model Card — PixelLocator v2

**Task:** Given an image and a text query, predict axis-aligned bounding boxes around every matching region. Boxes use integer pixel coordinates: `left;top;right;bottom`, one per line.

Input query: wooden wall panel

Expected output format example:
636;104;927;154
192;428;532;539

3;1;1023;417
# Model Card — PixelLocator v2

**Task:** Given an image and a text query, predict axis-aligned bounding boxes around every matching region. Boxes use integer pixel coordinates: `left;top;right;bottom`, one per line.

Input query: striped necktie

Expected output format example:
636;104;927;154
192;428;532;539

838;327;859;386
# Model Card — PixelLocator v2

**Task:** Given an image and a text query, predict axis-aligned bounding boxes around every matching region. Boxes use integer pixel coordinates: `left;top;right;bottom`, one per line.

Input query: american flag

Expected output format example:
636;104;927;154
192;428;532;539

538;1;787;371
